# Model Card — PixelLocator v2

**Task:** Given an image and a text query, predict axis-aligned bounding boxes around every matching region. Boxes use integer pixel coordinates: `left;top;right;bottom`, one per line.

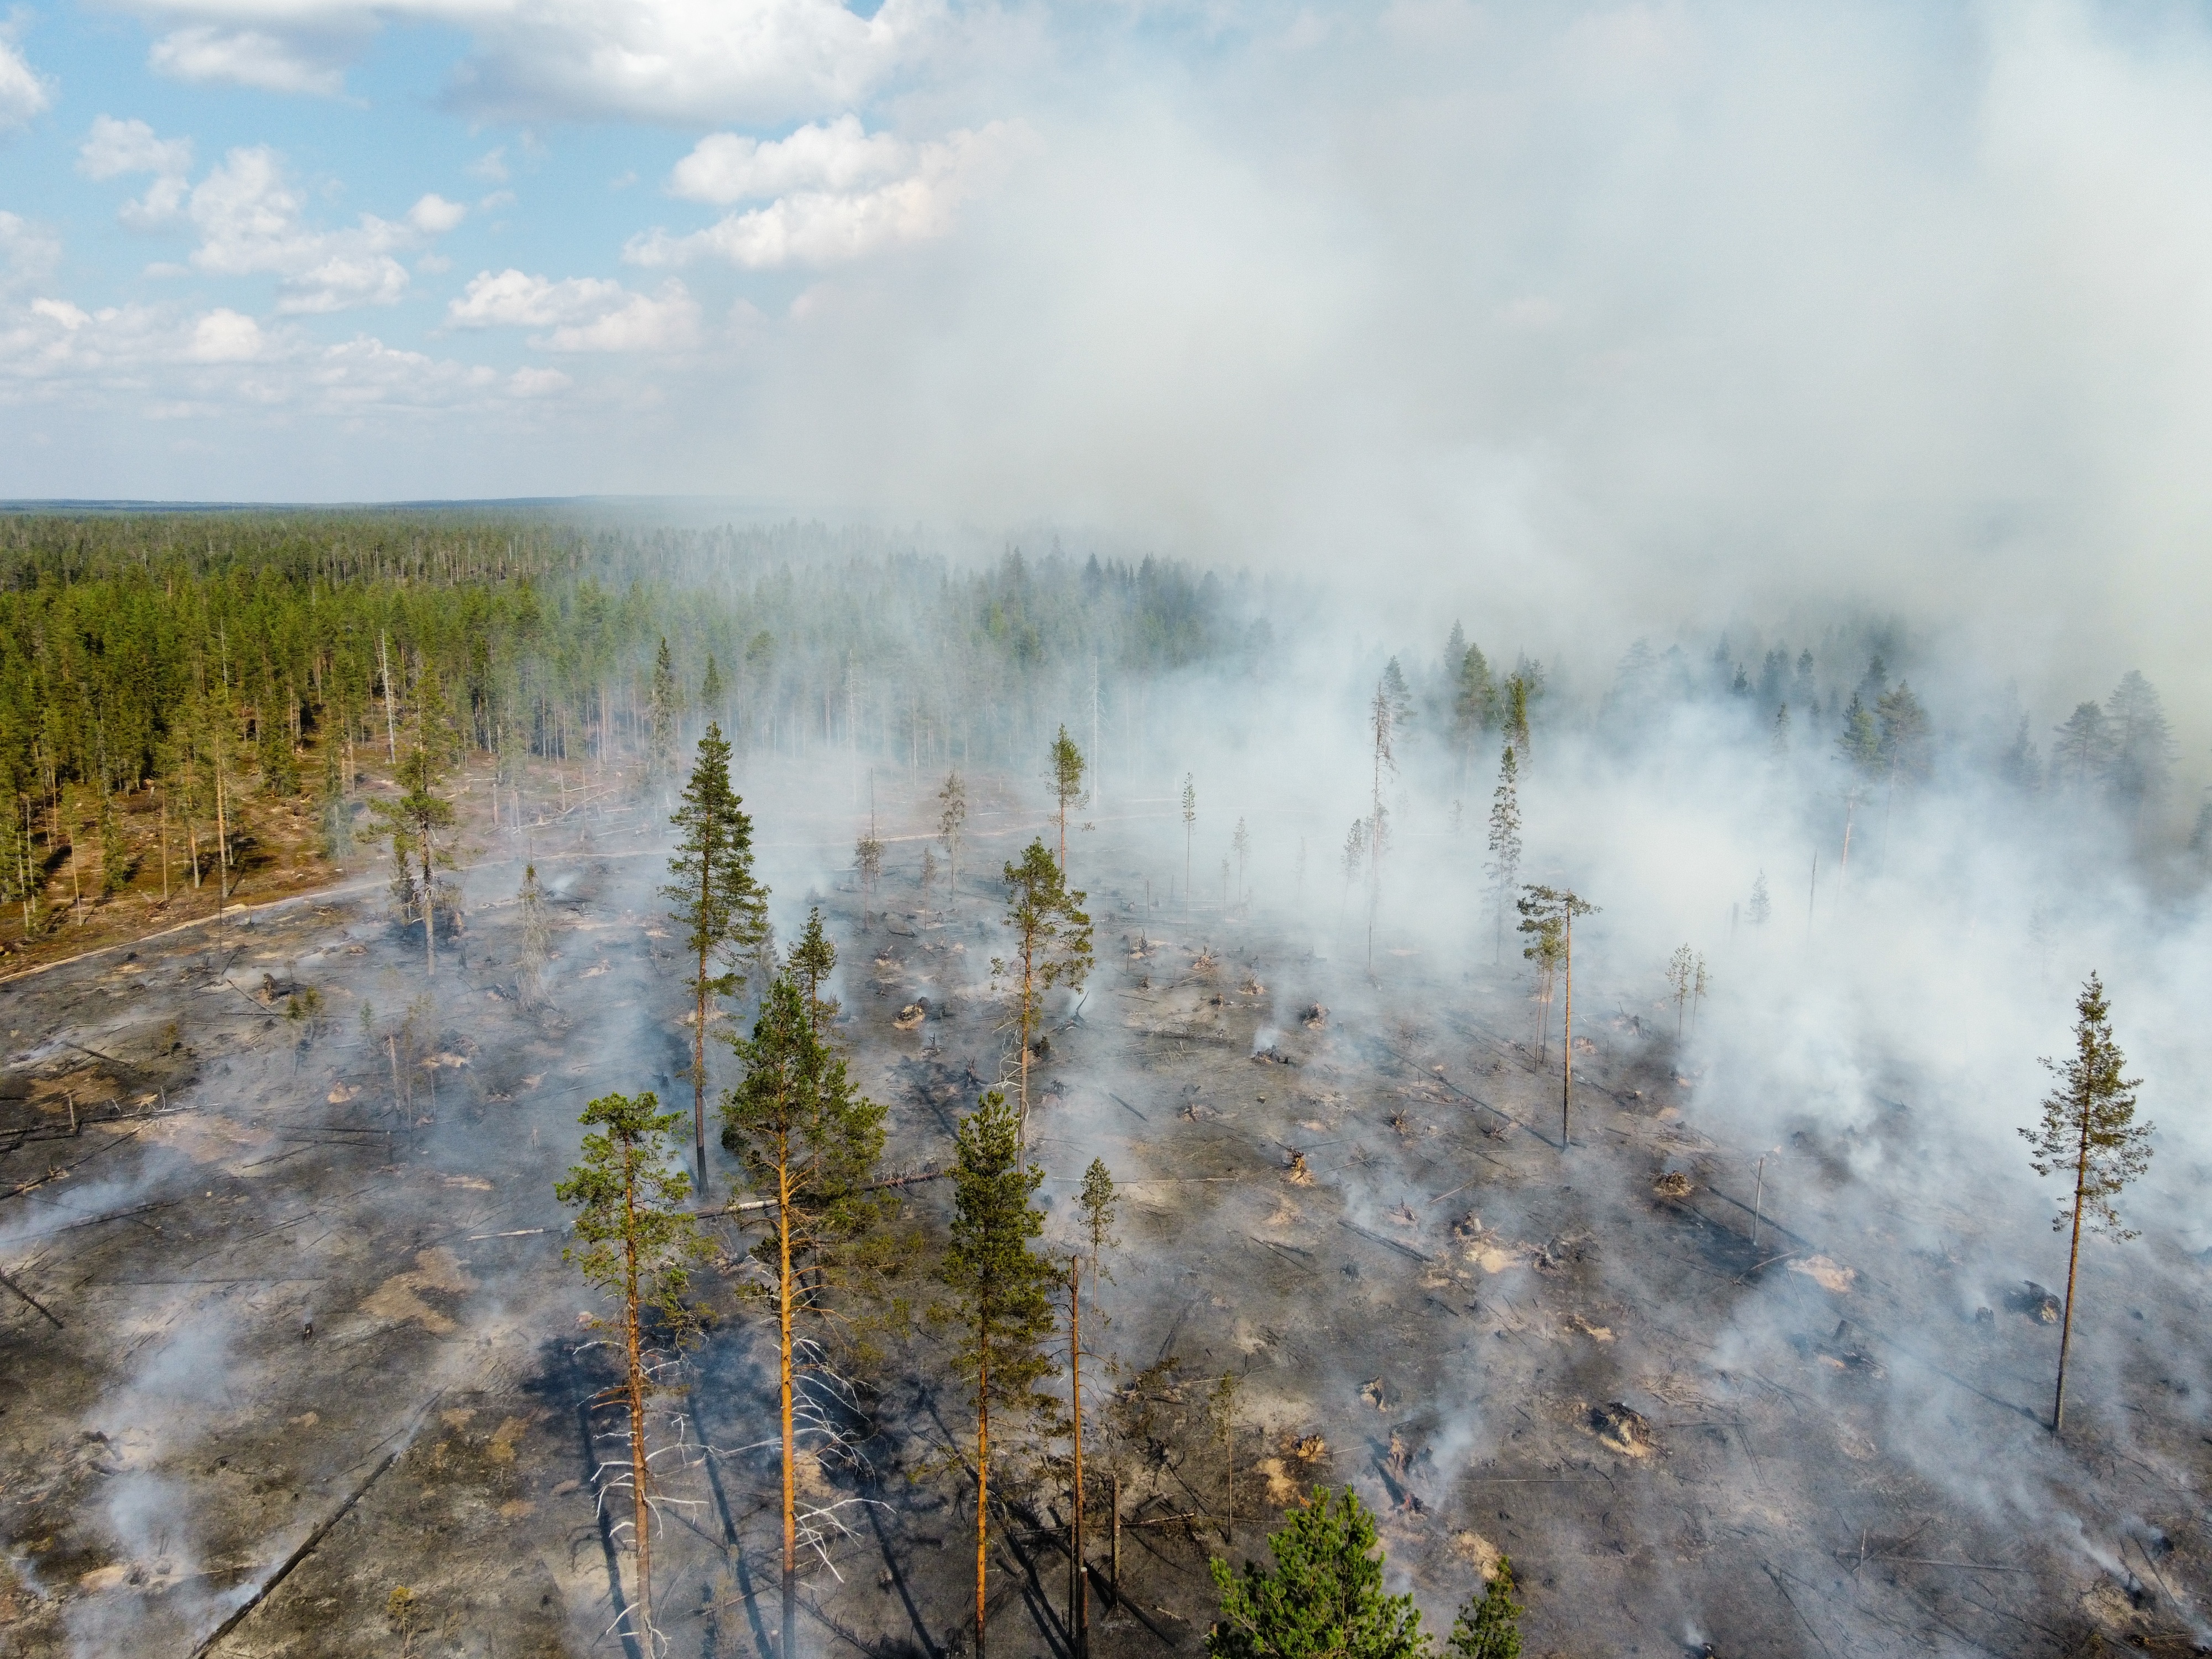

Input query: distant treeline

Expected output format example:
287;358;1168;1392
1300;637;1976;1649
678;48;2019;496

0;510;1268;930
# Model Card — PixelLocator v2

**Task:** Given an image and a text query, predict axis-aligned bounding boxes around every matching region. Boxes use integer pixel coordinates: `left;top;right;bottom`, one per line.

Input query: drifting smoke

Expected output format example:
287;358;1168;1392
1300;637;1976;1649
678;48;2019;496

7;514;2208;1655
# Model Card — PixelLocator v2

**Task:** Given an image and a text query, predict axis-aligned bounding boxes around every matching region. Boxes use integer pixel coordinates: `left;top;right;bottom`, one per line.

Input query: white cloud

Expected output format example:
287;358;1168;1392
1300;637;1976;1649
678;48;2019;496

0;212;60;294
508;366;571;397
0;37;52;131
79;116;192;181
147;26;347;97
669;116;907;205
467;147;507;183
184;147;462;312
79;117;198;229
185;307;264;361
446;267;700;352
407;194;467;233
631;122;1021;270
115;0;935;122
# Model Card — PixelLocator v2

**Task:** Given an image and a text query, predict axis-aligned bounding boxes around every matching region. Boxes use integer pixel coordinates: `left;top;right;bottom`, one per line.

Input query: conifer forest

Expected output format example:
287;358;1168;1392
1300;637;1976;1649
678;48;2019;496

2;507;2209;1659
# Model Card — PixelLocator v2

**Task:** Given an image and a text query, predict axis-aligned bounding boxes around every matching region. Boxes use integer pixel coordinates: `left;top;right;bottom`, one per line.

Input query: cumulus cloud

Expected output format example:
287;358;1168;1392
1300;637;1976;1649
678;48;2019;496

630;122;1022;269
80;117;198;229
447;269;700;352
0;212;60;294
147;25;349;97
184;147;462;312
185;307;263;362
406;194;467;234
0;36;53;131
668;115;907;205
116;0;933;121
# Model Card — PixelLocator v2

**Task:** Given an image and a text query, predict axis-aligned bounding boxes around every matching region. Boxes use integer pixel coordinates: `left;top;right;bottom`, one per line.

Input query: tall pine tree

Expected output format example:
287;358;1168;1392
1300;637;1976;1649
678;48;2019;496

939;1089;1061;1659
556;1091;705;1654
664;723;770;1188
721;973;895;1658
2022;974;2151;1432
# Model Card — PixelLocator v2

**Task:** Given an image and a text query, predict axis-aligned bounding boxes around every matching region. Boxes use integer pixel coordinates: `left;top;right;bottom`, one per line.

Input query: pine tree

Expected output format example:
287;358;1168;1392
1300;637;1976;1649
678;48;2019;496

1232;817;1250;906
664;723;770;1190
1052;724;1086;871
855;825;884;931
1181;774;1197;920
1998;714;2043;794
368;666;459;979
994;838;1093;1162
648;636;679;792
1206;1487;1426;1659
701;654;725;723
788;906;841;1036
2103;670;2174;818
1665;945;1694;1038
938;771;968;907
1504;676;1531;763
1078;1156;1119;1291
1519;884;1598;1148
1836;693;1880;775
1453;641;1496;765
555;1090;706;1654
2021;973;2151;1432
318;734;352;858
517;863;551;1006
2051;701;2112;799
1484;745;1521;963
1875;682;1931;783
97;791;129;895
1366;679;1399;974
721;973;894;1659
1443;1557;1523;1659
939;1089;1061;1659
920;845;939;914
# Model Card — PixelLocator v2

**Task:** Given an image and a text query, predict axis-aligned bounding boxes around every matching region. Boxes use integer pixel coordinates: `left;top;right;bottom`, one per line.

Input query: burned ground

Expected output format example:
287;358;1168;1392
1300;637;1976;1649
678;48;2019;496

3;778;2208;1658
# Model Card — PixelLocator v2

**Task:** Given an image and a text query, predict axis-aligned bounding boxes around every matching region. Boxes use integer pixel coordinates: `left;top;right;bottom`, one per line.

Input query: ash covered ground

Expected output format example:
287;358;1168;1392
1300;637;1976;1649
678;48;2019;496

3;771;2209;1659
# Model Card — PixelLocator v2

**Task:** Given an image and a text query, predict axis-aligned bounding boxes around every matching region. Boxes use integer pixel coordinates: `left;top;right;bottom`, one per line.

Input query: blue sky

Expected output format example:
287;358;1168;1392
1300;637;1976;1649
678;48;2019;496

7;0;2212;730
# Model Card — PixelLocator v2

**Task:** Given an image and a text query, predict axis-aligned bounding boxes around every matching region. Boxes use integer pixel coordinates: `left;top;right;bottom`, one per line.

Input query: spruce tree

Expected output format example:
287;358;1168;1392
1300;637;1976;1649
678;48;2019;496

1206;1488;1426;1659
721;973;894;1659
995;838;1093;1162
939;1088;1061;1659
1484;745;1521;963
555;1090;705;1653
1444;1558;1523;1659
664;723;770;1189
1747;872;1771;927
1078;1156;1119;1291
1052;724;1086;870
2021;973;2151;1432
